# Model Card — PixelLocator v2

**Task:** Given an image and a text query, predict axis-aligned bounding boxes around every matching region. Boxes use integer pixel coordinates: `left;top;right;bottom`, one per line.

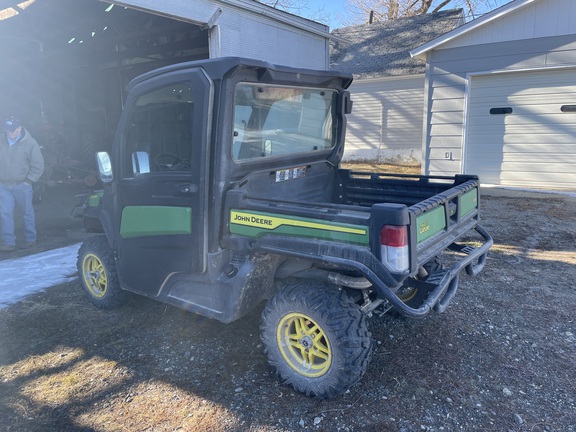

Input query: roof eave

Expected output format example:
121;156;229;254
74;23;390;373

108;0;342;40
410;0;537;59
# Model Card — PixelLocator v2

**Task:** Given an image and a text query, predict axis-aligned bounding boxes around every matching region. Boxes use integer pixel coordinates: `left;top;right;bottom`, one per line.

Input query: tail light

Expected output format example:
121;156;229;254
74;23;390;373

380;225;409;272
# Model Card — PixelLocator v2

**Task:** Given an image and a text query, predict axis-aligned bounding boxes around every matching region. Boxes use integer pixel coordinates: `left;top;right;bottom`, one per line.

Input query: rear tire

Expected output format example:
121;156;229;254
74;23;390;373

260;279;372;399
77;235;127;308
395;257;445;308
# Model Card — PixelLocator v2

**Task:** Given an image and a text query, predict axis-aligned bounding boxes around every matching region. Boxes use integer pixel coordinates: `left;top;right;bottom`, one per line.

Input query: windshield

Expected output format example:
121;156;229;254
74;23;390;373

232;83;337;161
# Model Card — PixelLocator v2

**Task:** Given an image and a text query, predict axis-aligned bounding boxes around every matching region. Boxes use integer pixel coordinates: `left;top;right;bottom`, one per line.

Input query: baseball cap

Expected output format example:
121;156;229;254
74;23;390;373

3;117;21;132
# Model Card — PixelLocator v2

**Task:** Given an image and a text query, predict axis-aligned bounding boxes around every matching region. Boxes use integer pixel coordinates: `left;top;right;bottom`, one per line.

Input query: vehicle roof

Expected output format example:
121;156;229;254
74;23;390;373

126;56;353;92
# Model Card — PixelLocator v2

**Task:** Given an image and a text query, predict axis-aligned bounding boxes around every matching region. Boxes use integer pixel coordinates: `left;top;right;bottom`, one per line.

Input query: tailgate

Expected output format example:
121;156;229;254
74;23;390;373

410;178;481;268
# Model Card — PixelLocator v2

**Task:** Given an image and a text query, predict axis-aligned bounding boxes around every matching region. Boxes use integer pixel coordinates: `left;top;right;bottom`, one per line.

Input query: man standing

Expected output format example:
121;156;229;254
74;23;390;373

0;117;45;251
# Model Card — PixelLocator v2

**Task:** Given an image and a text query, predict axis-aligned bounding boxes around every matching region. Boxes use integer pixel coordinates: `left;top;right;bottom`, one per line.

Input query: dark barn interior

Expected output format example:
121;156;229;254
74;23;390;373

0;0;209;167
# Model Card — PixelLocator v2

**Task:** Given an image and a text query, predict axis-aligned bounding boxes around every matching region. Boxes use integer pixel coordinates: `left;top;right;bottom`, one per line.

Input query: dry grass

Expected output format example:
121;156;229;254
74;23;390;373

74;382;238;432
341;161;421;175
1;347;84;383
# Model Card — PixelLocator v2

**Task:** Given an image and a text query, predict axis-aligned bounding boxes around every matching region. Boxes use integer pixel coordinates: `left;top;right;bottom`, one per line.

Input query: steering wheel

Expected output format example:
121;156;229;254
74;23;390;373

153;153;184;170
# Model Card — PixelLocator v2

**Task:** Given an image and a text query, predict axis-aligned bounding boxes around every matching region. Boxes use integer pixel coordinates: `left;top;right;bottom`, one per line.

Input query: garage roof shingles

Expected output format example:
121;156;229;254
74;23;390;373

330;9;464;79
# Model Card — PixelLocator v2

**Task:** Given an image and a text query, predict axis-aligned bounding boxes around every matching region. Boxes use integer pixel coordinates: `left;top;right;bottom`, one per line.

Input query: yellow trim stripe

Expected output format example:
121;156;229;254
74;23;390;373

230;211;367;236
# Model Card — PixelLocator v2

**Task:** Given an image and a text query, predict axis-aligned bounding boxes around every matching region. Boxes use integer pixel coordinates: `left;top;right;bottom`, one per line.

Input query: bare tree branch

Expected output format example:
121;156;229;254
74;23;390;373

255;0;501;27
431;0;454;13
256;0;330;25
342;0;500;25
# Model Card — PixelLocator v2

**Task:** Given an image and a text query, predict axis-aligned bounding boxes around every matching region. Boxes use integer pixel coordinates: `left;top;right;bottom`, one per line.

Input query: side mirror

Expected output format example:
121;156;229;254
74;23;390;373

96;152;113;183
132;151;150;176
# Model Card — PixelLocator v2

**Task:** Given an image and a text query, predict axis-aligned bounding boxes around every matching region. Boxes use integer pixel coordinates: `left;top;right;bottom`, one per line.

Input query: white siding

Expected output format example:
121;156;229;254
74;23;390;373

115;0;329;69
423;34;576;179
217;13;327;69
343;76;424;163
465;69;576;189
442;0;576;49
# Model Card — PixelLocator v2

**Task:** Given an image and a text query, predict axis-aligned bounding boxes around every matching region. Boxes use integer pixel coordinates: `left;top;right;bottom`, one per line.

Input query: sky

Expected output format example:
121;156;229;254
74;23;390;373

299;0;509;30
0;243;80;309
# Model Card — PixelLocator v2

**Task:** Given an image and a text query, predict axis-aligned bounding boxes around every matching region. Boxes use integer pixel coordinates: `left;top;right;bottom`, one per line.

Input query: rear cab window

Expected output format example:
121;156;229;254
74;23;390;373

232;83;337;161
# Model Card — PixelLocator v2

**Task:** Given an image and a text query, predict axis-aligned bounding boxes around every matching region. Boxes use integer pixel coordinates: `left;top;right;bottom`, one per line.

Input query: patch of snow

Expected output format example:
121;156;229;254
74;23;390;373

0;243;80;309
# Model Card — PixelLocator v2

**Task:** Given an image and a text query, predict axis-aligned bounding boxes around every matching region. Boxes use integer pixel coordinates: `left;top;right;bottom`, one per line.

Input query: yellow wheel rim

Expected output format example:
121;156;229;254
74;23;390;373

277;312;332;378
82;253;108;298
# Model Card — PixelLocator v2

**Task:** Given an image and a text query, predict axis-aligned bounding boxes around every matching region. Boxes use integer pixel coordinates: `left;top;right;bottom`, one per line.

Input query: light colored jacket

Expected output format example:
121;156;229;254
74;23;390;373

0;128;45;184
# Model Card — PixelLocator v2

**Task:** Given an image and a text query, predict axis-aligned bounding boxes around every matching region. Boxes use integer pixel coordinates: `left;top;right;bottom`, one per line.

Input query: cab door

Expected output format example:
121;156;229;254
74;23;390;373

113;69;212;296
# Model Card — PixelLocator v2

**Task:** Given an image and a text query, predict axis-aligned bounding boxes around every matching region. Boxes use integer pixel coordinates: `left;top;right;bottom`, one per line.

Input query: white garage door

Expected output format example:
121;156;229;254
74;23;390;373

465;68;576;190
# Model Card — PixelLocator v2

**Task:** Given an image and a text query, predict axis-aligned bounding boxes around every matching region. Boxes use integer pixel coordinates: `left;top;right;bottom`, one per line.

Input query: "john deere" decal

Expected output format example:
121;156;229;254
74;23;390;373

229;210;369;245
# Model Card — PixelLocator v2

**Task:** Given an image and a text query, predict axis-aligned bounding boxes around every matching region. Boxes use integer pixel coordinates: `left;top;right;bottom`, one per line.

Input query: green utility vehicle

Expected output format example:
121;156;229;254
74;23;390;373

77;57;492;398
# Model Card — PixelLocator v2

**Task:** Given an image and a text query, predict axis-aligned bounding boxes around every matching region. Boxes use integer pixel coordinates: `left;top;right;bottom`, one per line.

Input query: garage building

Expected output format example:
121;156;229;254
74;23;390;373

0;0;331;165
331;9;463;164
412;0;576;190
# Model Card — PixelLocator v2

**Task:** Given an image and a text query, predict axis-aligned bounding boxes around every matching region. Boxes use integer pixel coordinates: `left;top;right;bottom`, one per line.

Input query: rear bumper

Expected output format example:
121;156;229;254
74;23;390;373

236;224;492;319
375;224;493;317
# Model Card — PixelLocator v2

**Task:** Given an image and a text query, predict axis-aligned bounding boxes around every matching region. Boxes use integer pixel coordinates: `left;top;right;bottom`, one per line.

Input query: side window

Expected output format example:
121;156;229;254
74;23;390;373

123;83;194;177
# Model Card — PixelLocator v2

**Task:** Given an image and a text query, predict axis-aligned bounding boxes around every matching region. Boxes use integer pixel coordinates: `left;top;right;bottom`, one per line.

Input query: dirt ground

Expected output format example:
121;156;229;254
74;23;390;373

1;165;575;432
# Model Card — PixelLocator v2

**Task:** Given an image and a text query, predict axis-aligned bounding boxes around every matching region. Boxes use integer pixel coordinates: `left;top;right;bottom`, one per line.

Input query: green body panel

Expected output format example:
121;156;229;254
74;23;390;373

87;191;103;207
120;206;192;238
229;210;369;246
416;206;446;244
459;188;478;218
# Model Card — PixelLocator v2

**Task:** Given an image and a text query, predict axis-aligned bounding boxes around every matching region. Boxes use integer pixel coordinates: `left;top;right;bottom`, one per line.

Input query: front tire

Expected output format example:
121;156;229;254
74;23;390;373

260;280;372;399
77;235;127;308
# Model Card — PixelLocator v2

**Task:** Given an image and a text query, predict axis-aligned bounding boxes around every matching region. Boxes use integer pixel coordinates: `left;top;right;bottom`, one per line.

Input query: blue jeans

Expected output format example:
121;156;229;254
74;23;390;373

0;182;37;246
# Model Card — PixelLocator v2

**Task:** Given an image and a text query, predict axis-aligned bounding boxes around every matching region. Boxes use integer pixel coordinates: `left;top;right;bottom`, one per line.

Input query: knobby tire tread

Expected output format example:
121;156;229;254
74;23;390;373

77;235;127;309
261;279;372;399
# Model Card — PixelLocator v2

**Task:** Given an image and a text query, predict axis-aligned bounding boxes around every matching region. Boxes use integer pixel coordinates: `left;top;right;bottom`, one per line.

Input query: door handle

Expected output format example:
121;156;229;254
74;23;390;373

178;184;198;194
